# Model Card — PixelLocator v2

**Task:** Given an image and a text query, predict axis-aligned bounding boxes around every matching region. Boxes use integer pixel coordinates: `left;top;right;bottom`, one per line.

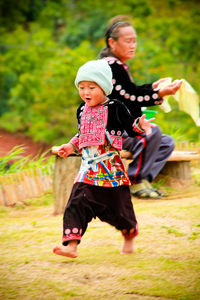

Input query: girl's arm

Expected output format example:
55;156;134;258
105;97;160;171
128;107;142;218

53;103;85;157
137;114;157;136
116;101;156;137
57;143;75;158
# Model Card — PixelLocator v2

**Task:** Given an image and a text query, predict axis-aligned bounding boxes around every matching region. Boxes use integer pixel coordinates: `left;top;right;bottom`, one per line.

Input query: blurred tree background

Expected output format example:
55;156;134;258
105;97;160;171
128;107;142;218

0;0;199;145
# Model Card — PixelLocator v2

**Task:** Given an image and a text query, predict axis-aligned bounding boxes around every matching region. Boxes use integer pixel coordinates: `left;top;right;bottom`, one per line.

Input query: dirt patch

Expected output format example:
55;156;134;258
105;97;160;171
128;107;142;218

155;174;193;189
0;129;51;159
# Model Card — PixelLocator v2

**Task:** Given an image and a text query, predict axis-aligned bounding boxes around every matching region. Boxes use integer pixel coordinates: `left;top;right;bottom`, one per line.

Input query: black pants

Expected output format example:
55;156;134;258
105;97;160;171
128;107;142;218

62;182;138;245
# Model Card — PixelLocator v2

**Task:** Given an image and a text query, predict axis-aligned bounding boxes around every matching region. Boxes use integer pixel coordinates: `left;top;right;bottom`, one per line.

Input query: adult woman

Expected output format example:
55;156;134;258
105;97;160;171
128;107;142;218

99;16;182;199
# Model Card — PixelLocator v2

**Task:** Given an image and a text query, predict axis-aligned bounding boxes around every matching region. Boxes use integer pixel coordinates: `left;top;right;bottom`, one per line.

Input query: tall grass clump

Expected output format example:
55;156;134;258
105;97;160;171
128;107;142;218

0;145;54;176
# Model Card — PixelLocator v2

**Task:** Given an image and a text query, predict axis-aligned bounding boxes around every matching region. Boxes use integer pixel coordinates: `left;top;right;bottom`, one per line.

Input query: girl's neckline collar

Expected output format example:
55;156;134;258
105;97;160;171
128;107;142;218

84;98;109;109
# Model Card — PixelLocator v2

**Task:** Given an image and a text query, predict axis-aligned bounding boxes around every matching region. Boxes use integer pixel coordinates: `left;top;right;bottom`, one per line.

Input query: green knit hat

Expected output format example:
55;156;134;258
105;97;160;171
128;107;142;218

75;59;113;96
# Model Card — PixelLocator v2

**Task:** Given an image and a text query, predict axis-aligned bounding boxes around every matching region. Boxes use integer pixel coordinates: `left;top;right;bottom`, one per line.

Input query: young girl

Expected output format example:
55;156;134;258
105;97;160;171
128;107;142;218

53;59;156;258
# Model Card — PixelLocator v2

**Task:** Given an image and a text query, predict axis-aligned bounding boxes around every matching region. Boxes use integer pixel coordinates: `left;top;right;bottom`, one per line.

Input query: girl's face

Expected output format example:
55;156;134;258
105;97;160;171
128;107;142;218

78;81;107;107
109;26;137;63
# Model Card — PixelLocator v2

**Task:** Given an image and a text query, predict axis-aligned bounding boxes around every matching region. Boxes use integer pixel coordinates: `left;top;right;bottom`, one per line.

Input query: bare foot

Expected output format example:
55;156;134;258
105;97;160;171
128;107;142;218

53;244;78;258
121;237;134;254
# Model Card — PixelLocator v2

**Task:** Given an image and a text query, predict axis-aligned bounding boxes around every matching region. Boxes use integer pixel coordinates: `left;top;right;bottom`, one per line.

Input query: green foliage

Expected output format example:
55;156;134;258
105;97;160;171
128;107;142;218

0;0;50;29
0;146;26;175
154;99;200;141
0;0;199;144
0;29;96;143
0;145;54;176
58;0;153;48
0;22;96;143
59;11;108;48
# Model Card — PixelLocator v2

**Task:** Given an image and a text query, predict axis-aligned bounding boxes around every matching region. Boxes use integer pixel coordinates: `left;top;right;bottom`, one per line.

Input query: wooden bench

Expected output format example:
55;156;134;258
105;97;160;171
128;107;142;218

160;150;200;180
52;147;199;214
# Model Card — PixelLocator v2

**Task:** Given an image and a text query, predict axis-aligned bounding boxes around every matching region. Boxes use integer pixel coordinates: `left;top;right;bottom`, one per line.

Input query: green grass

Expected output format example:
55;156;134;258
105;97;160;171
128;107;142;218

0;145;54;176
0;192;200;300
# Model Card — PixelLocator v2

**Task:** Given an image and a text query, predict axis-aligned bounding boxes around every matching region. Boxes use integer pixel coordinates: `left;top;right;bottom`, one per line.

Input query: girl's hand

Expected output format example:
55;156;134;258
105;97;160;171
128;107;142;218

139;114;157;136
57;143;74;158
158;79;183;98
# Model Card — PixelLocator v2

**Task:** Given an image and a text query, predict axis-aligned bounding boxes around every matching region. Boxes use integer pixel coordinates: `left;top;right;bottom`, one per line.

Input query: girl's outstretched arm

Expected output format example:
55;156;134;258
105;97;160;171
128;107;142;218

57;143;74;158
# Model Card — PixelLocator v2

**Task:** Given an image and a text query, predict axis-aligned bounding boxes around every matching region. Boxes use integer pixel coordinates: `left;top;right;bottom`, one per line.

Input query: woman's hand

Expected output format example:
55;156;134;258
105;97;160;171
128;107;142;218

139;114;157;136
152;77;172;89
57;143;74;158
158;79;183;98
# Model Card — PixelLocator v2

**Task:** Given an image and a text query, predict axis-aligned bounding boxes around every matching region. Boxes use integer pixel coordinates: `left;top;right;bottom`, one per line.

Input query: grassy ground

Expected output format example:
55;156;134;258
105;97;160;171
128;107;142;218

0;185;200;300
